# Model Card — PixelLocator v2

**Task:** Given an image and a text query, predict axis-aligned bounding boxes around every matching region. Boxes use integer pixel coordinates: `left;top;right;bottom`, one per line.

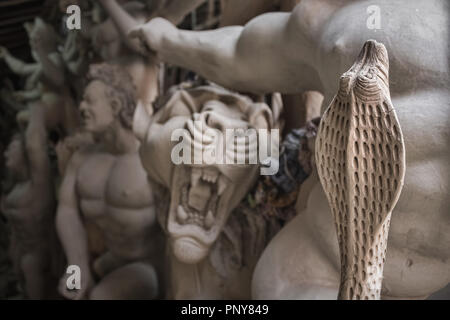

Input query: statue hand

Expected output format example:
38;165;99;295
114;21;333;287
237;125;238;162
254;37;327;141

128;17;175;56
58;267;95;300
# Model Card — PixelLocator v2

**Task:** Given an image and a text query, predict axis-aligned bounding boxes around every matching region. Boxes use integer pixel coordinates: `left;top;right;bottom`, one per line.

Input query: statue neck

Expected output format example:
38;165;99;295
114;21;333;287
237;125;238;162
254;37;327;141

95;121;139;155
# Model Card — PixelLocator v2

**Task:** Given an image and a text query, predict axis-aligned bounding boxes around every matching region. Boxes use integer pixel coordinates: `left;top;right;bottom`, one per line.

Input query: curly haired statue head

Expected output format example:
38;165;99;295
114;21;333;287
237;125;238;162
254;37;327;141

86;63;137;130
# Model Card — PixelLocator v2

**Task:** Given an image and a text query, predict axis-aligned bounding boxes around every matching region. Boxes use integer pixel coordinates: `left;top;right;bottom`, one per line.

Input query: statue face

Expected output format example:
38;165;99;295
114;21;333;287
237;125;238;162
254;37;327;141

79;80;115;133
138;87;275;264
4;138;25;176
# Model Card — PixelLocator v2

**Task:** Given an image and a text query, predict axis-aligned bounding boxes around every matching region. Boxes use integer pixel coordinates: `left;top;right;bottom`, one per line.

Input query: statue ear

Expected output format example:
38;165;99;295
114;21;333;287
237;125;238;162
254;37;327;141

110;98;121;116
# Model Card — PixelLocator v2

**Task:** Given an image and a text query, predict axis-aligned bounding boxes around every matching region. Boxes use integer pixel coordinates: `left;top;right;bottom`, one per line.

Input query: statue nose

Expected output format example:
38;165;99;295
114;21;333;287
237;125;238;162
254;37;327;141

79;103;89;117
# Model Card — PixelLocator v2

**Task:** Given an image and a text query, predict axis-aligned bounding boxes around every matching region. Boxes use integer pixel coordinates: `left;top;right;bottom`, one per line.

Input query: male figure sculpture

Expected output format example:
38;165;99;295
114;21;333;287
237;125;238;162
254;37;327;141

130;0;450;299
56;63;164;300
1;104;60;299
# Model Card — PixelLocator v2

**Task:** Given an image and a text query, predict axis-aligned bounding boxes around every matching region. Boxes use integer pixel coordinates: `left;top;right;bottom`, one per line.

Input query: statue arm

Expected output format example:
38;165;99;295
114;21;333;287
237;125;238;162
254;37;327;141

24;103;50;186
220;0;279;27
129;8;318;94
56;151;95;299
56;151;90;272
0;47;39;76
15;87;42;102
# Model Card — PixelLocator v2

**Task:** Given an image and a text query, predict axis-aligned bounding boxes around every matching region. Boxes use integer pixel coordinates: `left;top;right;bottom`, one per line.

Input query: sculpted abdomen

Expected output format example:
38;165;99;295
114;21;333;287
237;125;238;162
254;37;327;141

105;205;156;233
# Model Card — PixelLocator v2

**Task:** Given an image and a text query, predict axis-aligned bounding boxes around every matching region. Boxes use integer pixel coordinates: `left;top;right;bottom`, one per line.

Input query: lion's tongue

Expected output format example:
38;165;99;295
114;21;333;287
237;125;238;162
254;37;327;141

188;181;211;212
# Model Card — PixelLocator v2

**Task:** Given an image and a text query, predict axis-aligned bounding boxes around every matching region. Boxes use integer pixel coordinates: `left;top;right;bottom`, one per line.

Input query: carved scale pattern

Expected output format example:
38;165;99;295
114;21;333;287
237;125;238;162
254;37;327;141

316;40;405;300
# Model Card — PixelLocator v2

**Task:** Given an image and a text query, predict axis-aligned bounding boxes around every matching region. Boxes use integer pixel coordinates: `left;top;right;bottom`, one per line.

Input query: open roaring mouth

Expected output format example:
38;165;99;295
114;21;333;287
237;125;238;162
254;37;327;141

164;111;261;264
177;166;228;229
168;165;233;264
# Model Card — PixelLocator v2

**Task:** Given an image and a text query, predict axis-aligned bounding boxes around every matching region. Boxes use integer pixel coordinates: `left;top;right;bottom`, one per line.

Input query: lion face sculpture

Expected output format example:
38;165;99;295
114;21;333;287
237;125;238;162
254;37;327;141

135;85;281;264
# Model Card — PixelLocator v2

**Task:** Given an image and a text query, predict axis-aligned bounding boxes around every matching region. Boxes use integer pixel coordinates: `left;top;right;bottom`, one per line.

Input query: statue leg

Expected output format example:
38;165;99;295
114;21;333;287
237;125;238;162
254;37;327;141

89;262;158;300
252;181;340;299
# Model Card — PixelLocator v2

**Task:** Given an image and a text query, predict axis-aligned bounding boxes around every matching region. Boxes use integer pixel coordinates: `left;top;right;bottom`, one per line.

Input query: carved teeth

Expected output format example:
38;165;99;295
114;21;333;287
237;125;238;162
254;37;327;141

201;168;218;183
191;168;202;187
217;175;228;196
177;205;188;223
204;210;214;229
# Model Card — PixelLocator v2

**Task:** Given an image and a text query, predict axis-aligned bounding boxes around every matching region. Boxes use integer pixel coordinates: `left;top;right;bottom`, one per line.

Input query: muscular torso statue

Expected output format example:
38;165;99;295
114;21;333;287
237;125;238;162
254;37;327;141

130;0;450;299
56;64;164;300
76;149;160;261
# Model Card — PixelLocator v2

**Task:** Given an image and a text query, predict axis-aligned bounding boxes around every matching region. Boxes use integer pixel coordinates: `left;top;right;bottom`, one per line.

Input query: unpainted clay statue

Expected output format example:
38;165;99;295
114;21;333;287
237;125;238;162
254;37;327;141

95;0;209;113
0;17;79;135
1;103;61;299
130;0;450;299
56;63;164;300
134;84;282;299
219;0;322;132
315;41;405;299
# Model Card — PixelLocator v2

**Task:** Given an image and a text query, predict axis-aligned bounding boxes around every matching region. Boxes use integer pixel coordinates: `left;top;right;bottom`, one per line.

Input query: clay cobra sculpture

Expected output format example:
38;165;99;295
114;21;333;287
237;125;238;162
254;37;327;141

316;41;405;300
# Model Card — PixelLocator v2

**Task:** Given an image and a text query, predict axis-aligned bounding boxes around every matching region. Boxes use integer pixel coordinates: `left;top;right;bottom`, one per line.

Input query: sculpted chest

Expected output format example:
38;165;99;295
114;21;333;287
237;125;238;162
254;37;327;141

76;152;154;216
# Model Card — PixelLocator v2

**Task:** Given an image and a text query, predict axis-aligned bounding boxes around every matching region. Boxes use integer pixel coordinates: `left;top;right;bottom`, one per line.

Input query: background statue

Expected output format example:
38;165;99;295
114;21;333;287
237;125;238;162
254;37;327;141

95;0;211;117
1;103;61;299
56;63;164;300
130;0;450;299
219;0;322;134
0;17;79;136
